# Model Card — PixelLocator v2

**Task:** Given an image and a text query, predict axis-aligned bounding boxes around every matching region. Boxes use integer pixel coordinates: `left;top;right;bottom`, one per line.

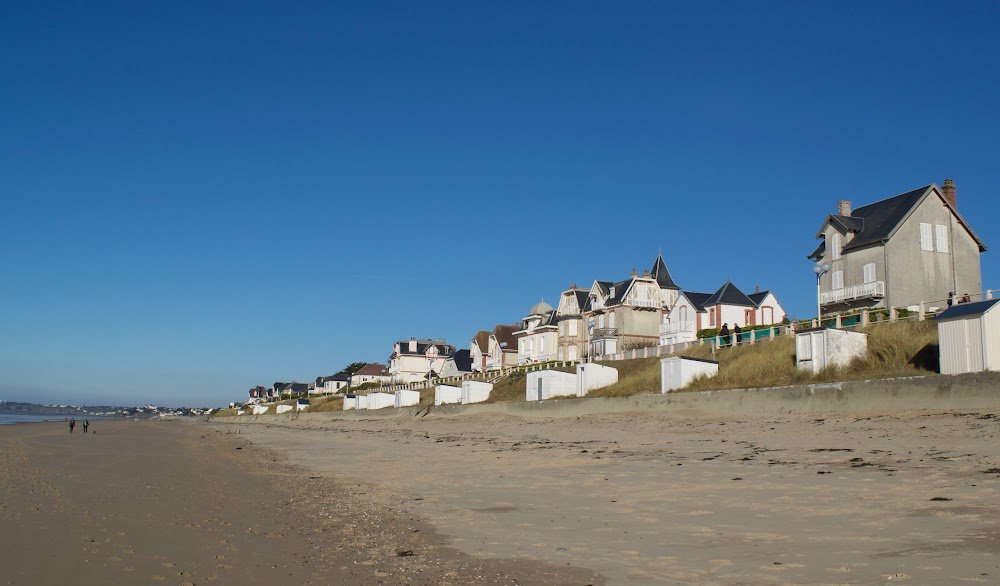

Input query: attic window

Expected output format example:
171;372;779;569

609;287;615;297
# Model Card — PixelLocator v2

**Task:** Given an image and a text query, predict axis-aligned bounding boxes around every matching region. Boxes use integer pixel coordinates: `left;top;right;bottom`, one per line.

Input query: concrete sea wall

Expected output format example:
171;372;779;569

230;371;1000;424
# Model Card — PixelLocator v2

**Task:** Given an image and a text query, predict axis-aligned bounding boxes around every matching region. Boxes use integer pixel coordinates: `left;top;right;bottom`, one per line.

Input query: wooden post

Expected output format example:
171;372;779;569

918;302;925;321
987;289;993;300
750;329;756;344
889;307;897;322
835;314;842;328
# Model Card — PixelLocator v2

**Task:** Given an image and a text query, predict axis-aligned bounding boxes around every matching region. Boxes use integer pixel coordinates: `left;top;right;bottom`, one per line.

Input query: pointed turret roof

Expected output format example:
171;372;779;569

650;253;679;289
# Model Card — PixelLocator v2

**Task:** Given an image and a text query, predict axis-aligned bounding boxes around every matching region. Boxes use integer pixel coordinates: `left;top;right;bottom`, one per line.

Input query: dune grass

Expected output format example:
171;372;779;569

587;320;939;395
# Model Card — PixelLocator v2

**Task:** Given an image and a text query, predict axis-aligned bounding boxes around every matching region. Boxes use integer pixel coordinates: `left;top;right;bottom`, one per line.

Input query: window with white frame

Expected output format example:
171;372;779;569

608;311;615;329
598;314;605;328
831;233;842;260
863;263;876;284
919;223;933;251
569;320;578;336
832;270;844;290
935;224;949;253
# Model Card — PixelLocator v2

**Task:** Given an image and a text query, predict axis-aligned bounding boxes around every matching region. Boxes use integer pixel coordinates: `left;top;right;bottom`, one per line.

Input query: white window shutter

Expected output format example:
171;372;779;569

920;223;933;251
831;233;842;260
863;263;875;284
832;270;844;290
935;224;949;253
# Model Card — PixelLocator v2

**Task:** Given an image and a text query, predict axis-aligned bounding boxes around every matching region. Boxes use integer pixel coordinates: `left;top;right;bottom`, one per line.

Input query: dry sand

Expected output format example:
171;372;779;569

217;407;1000;585
0;420;600;585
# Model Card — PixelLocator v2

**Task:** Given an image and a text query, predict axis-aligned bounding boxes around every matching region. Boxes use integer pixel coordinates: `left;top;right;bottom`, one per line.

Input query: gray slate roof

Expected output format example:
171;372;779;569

650;253;679;289
704;280;756;307
934;298;1000;320
448;349;472;372
812;184;987;257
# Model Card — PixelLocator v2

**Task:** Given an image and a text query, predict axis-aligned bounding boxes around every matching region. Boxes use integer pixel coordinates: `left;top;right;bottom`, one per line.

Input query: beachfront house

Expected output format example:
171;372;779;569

388;338;456;384
470;330;490;373
349;363;390;387
586;253;681;357
555;285;590;362
515;300;559;364
439;349;473;378
808;179;987;315
486;324;519;371
660;281;786;345
315;374;350;394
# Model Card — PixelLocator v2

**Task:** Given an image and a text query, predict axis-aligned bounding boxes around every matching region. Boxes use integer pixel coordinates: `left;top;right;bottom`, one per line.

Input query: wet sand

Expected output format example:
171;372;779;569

218;408;1000;584
0;420;600;585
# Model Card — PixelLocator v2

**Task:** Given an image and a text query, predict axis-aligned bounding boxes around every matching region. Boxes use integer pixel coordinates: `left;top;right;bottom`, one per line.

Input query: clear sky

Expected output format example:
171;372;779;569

2;2;999;407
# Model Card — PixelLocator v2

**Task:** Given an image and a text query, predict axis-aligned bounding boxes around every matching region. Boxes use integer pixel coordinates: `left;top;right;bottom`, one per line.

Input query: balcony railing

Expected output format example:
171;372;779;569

628;298;660;309
821;281;885;305
659;321;694;335
591;327;618;338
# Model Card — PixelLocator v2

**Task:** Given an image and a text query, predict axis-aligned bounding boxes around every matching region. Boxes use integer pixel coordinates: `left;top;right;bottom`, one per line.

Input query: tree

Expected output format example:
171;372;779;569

336;362;369;377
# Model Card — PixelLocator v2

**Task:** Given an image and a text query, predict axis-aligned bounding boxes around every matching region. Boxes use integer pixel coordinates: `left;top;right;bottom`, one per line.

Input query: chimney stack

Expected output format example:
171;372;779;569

837;200;852;216
942;179;956;208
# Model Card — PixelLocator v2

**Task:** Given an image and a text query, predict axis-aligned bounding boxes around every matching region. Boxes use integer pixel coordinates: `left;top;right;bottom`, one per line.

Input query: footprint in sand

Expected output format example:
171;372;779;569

827;566;851;573
151;575;165;581
161;562;176;568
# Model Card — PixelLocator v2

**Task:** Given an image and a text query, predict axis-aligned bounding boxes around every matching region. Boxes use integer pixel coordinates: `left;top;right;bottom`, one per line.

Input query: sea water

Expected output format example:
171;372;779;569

0;413;68;425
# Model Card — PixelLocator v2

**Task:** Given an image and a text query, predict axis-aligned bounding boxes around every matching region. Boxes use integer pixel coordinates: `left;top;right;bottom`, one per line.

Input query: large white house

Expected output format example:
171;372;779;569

388;338;456;384
515;300;558;364
660;281;786;345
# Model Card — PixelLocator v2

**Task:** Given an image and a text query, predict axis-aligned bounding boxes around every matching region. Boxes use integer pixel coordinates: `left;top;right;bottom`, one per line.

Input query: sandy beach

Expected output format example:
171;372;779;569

0;420;599;585
215;407;1000;585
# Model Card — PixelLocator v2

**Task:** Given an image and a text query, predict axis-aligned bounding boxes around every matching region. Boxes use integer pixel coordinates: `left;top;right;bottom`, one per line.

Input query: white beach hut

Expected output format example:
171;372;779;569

296;399;310;412
935;299;1000;375
395;390;421;408
368;392;396;410
660;356;719;392
526;370;578;401
434;384;462;406
276;404;293;414
251;405;270;415
342;394;357;410
461;381;493;404
354;395;370;410
795;328;868;373
577;363;618;396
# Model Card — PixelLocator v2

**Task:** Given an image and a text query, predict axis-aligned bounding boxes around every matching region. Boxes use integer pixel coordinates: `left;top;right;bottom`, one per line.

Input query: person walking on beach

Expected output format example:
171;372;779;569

69;418;75;433
82;419;89;434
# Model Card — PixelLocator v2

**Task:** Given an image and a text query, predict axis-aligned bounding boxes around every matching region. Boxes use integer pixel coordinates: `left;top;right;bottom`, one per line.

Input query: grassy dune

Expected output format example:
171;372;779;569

589;320;939;395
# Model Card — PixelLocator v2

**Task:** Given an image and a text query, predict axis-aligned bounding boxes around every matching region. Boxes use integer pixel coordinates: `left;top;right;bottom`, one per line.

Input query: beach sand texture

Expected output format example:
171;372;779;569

0;420;600;585
218;408;1000;585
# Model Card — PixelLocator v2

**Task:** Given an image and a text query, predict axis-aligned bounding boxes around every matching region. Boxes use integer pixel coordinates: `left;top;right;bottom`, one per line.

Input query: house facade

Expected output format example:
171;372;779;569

315;374;349;394
470;331;490;373
660;282;786;345
555;286;590;362
486;324;519;371
515;300;558;364
350;363;390;387
439;349;473;378
586;253;681;357
809;180;986;314
388;338;456;384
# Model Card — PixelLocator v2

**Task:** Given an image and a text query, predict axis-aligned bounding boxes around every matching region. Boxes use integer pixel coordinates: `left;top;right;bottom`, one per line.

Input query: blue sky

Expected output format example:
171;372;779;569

2;2;999;407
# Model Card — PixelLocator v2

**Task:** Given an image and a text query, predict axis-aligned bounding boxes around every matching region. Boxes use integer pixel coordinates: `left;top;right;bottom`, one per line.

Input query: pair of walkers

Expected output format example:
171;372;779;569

718;323;742;347
68;418;90;434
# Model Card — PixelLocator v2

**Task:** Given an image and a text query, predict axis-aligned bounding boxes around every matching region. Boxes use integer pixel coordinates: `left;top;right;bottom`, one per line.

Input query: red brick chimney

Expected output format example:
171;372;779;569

942;179;956;208
837;200;851;216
